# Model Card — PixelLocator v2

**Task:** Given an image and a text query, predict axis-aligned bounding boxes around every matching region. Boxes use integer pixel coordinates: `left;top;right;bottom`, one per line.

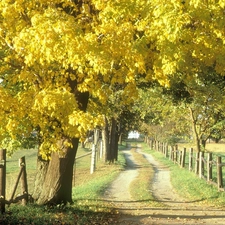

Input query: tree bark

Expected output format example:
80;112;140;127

118;133;123;145
102;116;110;163
32;156;49;201
37;138;79;205
109;117;118;162
102;116;119;163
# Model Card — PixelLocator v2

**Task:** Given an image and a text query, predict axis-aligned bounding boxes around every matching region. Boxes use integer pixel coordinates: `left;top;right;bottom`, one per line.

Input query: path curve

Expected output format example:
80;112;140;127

103;146;225;224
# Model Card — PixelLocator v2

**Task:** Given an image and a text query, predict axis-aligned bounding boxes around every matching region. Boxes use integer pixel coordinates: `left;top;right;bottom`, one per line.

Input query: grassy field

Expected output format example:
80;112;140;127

178;141;225;153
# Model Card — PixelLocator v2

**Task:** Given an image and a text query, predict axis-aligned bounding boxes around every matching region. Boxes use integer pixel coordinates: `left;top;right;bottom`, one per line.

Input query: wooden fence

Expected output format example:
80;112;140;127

0;149;29;214
147;139;225;191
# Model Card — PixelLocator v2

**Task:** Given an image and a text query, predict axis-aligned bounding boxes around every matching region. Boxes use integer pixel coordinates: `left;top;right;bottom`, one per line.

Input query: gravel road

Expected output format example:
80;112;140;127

103;146;225;225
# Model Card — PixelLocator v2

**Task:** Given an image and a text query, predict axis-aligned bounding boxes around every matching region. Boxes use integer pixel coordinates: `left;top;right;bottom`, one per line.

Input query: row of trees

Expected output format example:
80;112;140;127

1;0;225;204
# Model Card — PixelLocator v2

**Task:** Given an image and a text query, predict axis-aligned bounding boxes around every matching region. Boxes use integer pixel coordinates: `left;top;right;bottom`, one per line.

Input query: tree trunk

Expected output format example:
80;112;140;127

102;116;119;163
37;138;79;205
201;139;206;149
109;117;118;163
118;133;122;145
102;116;110;163
32;156;49;201
189;107;201;152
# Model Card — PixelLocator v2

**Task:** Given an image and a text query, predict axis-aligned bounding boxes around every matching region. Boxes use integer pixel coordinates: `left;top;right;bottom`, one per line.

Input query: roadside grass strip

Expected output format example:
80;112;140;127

129;145;164;207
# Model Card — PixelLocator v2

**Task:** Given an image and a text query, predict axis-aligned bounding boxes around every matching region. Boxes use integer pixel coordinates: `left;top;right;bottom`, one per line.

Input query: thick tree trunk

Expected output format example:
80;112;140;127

37;138;79;205
102;116;119;163
32;156;49;201
109;117;118;162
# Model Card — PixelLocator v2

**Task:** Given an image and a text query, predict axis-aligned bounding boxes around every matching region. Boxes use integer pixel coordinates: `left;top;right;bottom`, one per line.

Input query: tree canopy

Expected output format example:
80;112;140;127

0;0;154;158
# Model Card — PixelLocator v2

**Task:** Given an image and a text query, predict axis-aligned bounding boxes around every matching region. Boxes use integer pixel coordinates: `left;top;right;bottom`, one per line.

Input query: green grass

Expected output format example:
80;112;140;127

142;142;225;208
129;145;163;207
167;144;225;194
73;151;125;200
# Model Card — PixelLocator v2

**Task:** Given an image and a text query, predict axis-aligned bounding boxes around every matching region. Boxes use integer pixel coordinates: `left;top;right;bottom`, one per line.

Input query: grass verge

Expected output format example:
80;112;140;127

129;145;164;207
141;142;225;208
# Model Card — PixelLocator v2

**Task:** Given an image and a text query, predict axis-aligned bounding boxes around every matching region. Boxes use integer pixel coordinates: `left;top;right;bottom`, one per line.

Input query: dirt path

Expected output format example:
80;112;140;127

103;146;225;224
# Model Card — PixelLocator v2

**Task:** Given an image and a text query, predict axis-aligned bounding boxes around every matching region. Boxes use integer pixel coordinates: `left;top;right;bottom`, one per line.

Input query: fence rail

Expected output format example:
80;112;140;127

147;139;225;192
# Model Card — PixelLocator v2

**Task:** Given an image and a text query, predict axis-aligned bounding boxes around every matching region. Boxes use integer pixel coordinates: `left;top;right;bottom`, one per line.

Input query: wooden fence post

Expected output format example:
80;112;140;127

0;149;6;214
171;146;174;161
174;145;178;163
217;156;223;189
20;157;28;205
189;148;193;171
199;151;204;178
207;153;212;182
90;144;96;174
195;152;199;174
181;148;186;168
178;150;182;166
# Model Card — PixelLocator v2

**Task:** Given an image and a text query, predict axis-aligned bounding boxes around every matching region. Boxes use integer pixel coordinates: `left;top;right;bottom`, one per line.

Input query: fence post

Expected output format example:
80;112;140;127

90;144;97;174
20;157;28;205
0;149;6;214
169;146;173;160
174;145;178;163
195;152;199;174
189;148;193;171
178;150;181;166
199;152;204;178
207;153;212;182
181;148;186;168
217;156;223;190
